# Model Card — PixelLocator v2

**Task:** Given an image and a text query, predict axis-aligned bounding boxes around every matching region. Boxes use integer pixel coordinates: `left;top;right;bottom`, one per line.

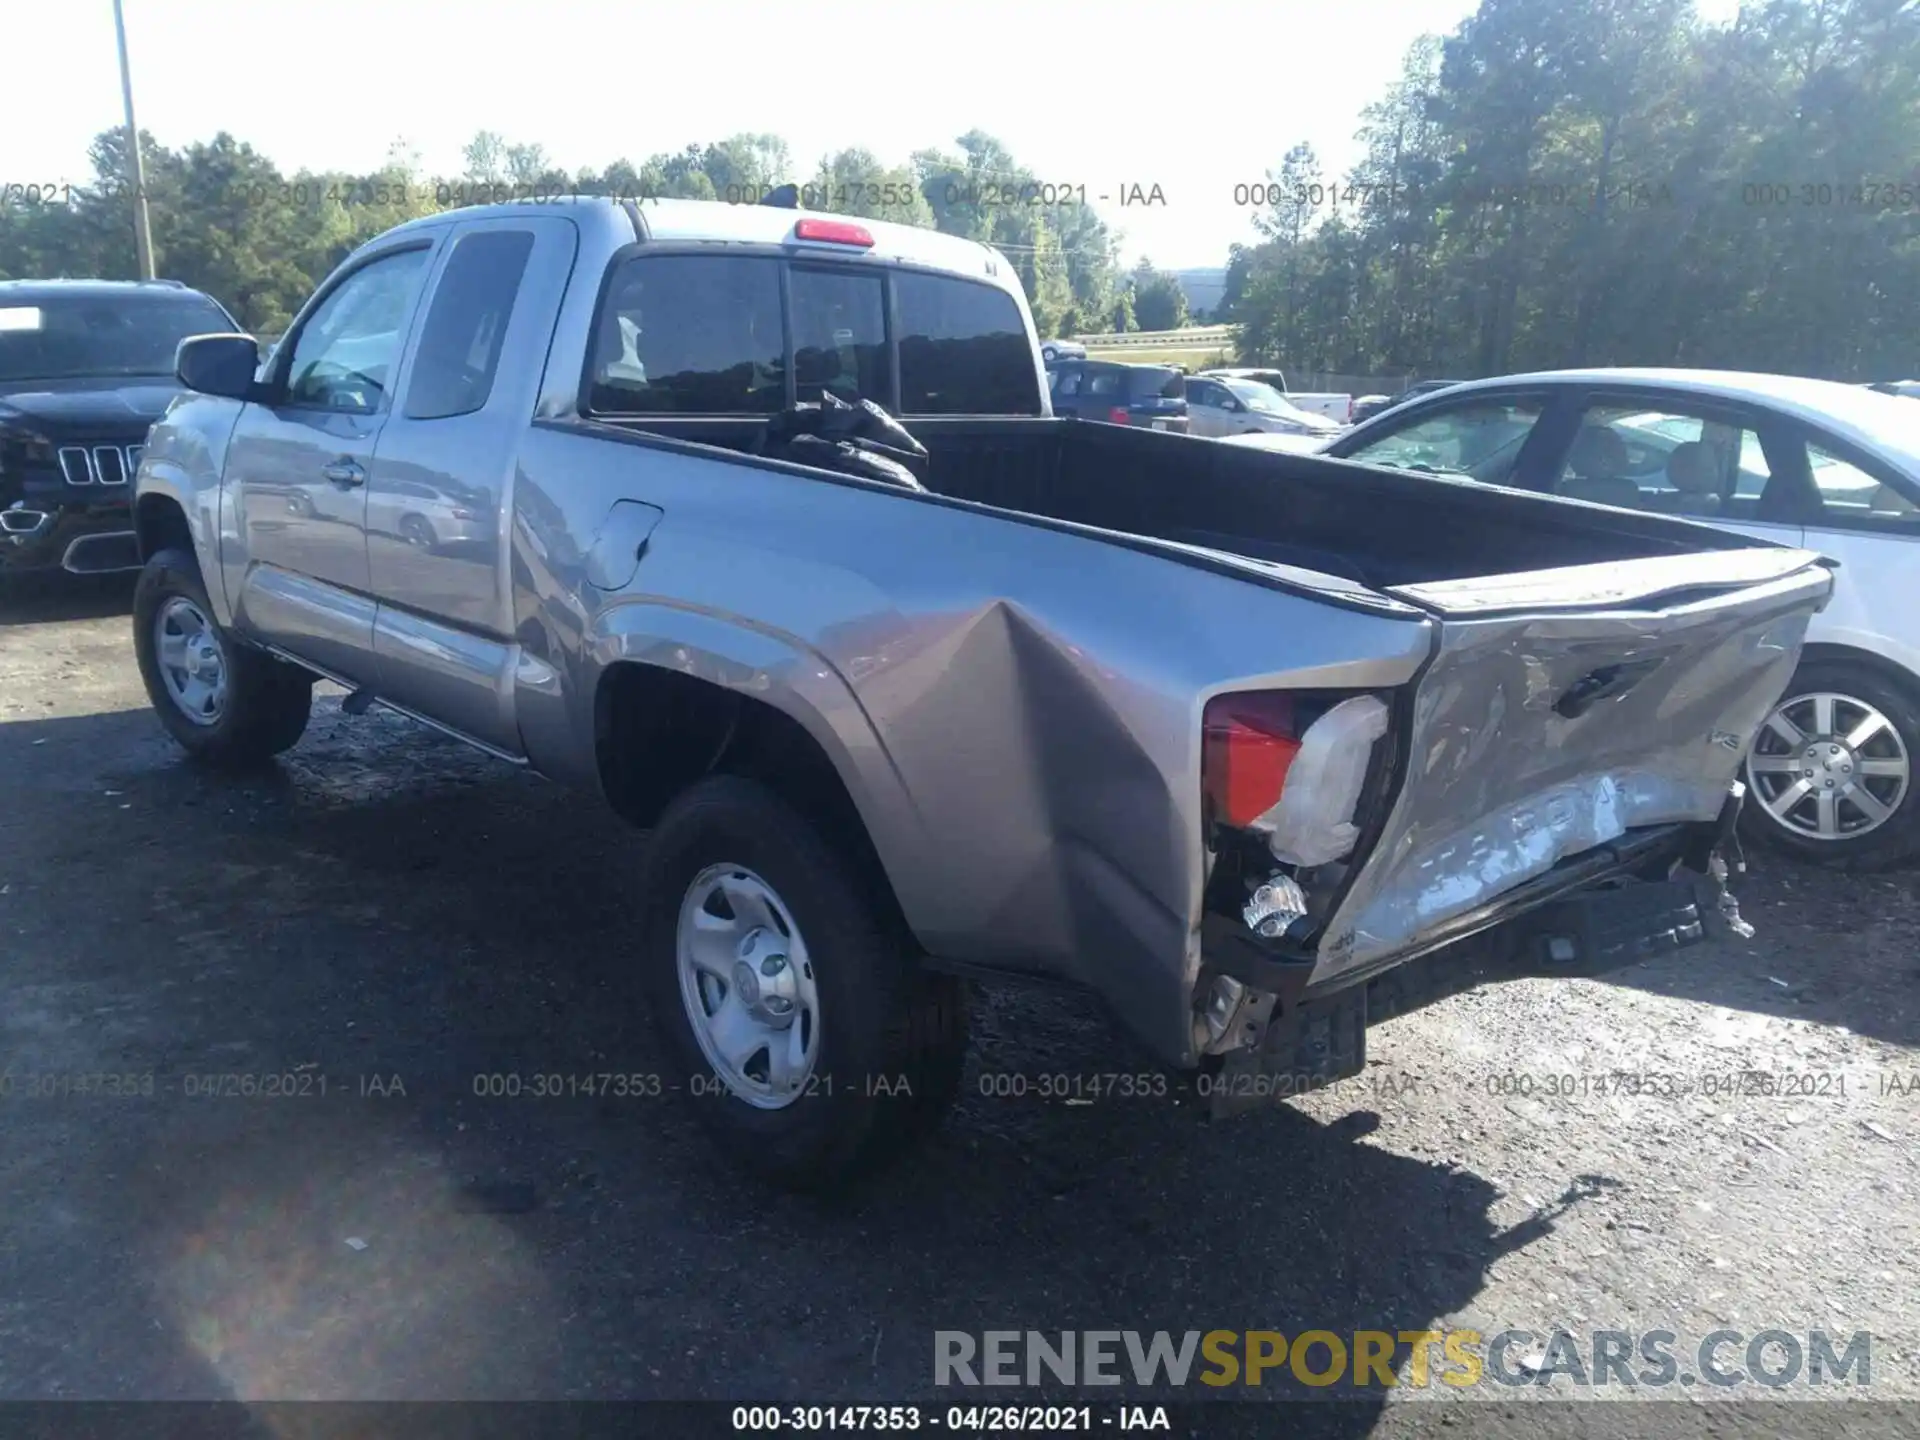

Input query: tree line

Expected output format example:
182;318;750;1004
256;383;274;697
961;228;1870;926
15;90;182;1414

5;0;1910;378
0;127;1188;338
1224;0;1920;382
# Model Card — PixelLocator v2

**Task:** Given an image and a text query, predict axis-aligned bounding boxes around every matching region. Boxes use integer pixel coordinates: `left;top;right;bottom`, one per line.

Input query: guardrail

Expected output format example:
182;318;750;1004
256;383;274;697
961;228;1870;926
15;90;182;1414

1076;325;1239;348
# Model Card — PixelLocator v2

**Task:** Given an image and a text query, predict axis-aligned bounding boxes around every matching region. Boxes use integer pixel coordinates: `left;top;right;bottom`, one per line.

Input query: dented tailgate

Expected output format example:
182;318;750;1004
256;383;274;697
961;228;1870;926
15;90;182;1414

1309;547;1835;989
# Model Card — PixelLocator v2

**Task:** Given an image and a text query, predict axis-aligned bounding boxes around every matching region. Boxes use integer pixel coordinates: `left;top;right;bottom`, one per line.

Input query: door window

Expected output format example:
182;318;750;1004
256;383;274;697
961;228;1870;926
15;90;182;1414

1554;404;1780;517
282;247;433;414
1341;398;1545;484
1804;441;1920;529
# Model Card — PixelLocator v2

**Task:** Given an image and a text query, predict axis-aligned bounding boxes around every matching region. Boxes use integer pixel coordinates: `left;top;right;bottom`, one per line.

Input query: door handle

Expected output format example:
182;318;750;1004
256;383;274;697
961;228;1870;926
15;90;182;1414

322;459;366;488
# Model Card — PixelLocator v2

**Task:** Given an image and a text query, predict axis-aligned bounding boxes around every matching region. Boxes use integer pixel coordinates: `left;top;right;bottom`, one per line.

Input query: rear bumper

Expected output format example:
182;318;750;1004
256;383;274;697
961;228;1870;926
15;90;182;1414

0;501;140;575
1195;792;1746;1099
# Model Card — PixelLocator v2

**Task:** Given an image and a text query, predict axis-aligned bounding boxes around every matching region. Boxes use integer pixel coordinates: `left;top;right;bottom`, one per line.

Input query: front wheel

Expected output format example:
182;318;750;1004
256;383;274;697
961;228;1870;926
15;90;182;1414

636;775;968;1190
1742;661;1920;870
133;547;314;764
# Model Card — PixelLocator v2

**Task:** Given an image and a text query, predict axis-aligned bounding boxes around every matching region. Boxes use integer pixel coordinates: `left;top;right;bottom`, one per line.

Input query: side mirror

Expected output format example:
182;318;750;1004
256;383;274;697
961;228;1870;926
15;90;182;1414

175;333;264;401
1225;398;1244;413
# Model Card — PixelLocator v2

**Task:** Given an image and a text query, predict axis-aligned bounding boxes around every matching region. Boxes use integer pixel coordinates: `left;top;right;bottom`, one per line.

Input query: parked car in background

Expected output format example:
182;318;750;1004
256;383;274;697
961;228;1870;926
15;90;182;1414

1040;339;1087;365
1200;368;1351;424
0;279;238;580
1351;379;1469;426
1187;375;1343;441
1048;358;1188;430
1324;368;1920;869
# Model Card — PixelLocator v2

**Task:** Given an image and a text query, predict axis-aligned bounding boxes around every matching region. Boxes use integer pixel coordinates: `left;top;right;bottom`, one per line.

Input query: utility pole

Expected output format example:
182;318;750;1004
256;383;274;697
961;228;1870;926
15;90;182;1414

111;0;156;279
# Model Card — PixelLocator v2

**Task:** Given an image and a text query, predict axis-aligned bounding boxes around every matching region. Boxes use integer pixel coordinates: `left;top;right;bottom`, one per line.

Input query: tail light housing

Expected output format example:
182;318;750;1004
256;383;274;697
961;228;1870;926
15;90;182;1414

1108;406;1130;425
1203;691;1390;868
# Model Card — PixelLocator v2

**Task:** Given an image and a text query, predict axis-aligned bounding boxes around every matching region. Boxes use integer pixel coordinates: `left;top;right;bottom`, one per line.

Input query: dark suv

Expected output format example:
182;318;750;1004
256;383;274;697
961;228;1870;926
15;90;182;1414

0;279;237;579
1047;360;1188;431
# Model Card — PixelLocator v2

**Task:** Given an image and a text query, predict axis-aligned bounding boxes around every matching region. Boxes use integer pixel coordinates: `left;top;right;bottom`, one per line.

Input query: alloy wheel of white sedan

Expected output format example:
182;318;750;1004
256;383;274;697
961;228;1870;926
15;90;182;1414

1745;690;1912;842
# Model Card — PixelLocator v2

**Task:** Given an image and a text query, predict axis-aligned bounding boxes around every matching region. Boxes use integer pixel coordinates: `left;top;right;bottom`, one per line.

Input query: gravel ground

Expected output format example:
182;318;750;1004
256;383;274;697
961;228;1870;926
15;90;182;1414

2;576;1916;1439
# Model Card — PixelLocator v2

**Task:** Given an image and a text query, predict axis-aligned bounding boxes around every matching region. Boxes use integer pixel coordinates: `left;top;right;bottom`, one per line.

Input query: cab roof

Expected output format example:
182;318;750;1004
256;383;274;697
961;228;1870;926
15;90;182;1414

382;194;1012;285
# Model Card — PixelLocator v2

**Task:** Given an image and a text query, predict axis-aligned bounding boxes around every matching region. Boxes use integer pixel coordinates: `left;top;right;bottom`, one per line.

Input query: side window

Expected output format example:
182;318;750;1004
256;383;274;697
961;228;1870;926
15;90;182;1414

1189;381;1222;408
1555;404;1775;517
790;267;888;407
1343;398;1545;485
1086;369;1123;397
588;254;785;415
1053;366;1083;398
1806;441;1920;528
895;272;1042;415
405;229;535;421
283;247;433;413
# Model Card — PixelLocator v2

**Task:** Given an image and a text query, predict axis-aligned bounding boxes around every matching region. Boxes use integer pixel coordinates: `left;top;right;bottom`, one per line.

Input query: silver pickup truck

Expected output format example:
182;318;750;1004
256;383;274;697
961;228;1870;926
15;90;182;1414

132;197;1832;1187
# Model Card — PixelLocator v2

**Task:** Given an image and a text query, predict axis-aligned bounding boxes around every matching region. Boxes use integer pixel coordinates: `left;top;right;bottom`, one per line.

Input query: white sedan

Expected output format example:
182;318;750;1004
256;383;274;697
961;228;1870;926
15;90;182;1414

1187;376;1345;442
1315;367;1920;870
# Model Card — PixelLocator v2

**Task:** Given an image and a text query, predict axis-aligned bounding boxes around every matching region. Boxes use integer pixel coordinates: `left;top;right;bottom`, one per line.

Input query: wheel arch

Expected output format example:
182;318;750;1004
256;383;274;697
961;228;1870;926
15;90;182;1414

1795;642;1920;702
592;655;917;940
134;471;232;626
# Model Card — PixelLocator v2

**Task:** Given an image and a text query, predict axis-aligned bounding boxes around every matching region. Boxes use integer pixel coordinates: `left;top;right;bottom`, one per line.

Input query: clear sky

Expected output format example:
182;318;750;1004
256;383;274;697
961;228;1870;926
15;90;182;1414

9;0;1736;270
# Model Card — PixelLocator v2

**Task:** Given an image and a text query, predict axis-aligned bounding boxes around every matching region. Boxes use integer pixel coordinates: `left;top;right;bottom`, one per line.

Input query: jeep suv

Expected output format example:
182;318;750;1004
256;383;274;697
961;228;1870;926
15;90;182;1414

0;279;237;578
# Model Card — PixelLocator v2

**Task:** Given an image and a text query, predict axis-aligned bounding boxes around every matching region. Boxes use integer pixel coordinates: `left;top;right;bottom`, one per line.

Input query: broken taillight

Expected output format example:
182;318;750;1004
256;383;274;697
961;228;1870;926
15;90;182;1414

1203;691;1391;867
1203;692;1300;829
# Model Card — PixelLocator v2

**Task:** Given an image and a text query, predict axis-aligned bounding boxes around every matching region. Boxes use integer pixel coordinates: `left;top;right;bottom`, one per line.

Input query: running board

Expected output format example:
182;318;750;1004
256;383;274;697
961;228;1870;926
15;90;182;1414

262;647;527;766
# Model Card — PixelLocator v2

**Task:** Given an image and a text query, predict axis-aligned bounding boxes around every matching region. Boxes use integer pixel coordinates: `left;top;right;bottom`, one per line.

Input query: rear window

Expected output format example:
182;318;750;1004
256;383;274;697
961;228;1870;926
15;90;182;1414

896;272;1041;415
586;255;1044;418
587;254;786;415
790;267;888;407
1131;367;1184;400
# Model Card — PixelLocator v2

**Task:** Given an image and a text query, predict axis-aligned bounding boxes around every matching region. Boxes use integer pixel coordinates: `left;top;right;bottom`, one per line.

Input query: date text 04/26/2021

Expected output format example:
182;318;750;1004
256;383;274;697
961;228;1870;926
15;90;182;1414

729;1405;1169;1432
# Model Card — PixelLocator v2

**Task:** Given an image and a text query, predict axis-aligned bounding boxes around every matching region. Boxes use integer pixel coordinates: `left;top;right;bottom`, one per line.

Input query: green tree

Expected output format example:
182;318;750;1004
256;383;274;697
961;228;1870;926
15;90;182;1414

1128;259;1189;331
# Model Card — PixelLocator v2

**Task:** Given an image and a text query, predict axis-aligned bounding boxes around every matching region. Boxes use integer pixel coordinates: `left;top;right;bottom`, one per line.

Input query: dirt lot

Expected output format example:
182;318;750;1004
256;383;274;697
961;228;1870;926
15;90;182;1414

2;577;1917;1438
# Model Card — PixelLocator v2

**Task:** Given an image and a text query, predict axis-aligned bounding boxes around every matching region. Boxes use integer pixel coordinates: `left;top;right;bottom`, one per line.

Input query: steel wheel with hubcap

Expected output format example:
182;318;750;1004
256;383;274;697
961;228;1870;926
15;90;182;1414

1740;662;1920;869
676;863;820;1108
133;546;314;763
636;774;970;1189
153;595;229;726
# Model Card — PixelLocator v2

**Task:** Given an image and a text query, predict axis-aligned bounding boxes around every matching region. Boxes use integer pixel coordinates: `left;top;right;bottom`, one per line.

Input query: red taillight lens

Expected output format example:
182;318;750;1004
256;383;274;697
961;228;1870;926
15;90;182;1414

1203;692;1300;828
793;218;874;247
1108;406;1130;425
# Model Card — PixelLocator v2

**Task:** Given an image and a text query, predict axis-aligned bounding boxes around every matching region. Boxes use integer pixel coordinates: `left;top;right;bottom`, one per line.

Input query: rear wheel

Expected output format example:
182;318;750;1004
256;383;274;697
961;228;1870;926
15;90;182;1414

1742;661;1920;870
133;547;313;764
636;775;968;1190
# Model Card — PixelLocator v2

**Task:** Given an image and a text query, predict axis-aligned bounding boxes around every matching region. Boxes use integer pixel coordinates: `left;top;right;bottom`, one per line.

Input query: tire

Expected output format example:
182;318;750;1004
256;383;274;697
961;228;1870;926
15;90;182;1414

1740;660;1920;870
636;775;968;1190
133;547;314;764
400;514;437;549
